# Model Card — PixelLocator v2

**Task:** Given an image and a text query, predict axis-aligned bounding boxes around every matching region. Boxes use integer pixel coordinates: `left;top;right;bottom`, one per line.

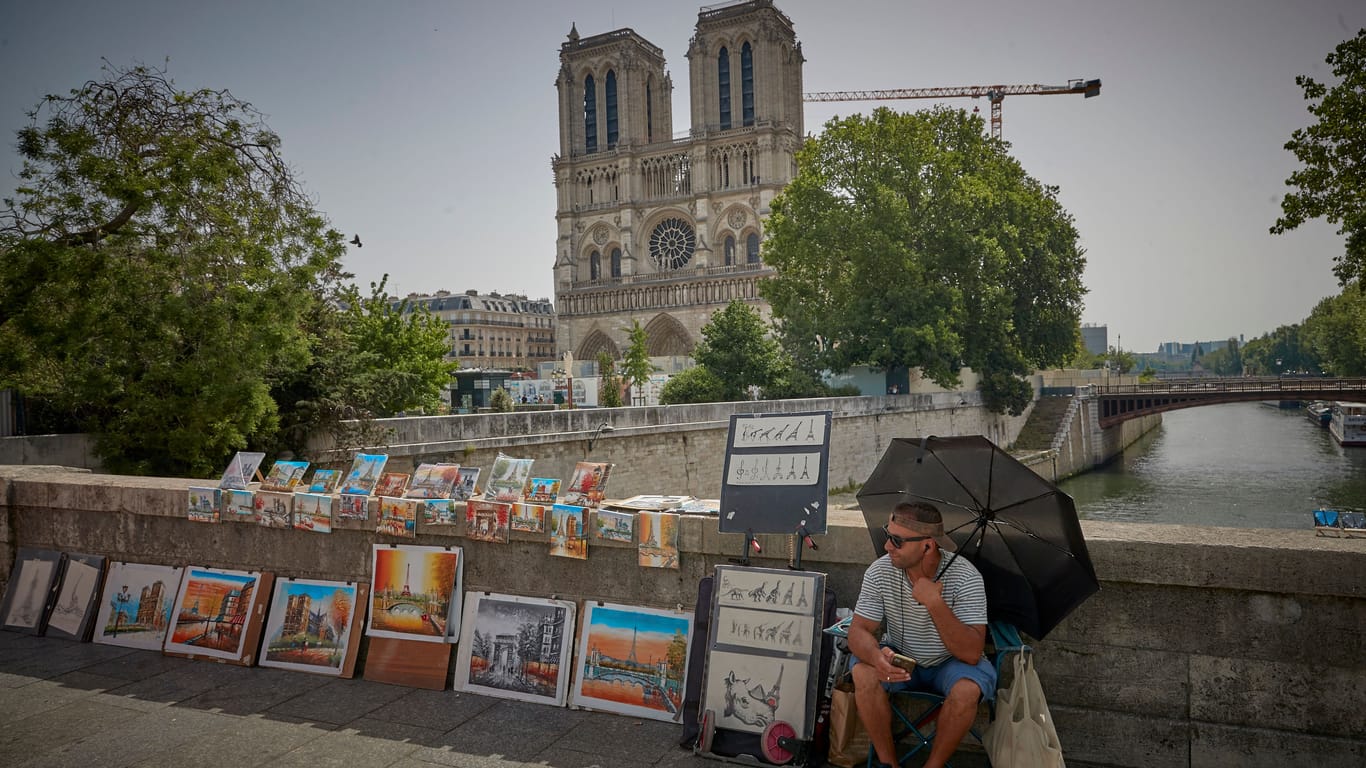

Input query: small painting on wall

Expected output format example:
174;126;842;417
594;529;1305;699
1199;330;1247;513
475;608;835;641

340;453;388;496
187;487;221;524
637;511;681;570
293;492;333;533
549;504;588;560
466;501;511;543
254;491;293;528
261;460;310;492
377;497;418;538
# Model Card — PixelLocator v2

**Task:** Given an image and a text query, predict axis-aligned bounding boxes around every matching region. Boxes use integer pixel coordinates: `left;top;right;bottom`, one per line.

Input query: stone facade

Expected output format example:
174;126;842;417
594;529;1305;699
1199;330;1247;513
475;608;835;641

551;0;804;360
401;290;556;372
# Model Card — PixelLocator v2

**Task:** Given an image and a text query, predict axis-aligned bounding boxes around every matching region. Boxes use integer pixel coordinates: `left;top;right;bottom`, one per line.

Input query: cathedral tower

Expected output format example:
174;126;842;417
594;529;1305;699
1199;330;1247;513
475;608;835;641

552;1;804;363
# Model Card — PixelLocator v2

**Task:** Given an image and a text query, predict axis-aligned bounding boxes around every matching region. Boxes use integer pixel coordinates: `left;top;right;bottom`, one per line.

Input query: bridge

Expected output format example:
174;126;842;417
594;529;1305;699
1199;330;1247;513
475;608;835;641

1092;377;1366;427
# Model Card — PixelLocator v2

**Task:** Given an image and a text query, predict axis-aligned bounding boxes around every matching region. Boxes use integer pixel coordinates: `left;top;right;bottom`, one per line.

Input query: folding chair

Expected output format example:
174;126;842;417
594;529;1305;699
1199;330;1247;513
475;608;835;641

867;621;1028;768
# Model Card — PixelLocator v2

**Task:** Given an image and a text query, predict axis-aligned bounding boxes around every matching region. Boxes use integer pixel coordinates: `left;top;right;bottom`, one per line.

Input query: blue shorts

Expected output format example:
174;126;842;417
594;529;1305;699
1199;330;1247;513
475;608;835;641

870;650;997;701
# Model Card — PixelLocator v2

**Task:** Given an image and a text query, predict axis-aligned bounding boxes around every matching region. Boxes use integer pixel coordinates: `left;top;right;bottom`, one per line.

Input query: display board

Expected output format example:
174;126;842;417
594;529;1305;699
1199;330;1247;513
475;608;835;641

719;411;832;534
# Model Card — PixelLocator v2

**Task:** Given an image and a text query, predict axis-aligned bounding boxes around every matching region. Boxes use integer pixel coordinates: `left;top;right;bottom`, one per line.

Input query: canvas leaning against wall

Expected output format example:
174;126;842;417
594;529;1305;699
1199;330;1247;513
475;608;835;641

0;548;64;634
163;567;273;665
92;562;185;651
454;592;576;706
569;602;692;722
259;578;366;677
366;545;463;644
45;553;108;641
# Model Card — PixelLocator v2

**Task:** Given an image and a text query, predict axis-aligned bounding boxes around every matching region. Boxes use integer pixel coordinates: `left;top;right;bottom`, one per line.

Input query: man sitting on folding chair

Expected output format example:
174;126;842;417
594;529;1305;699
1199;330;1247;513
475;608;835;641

848;502;995;768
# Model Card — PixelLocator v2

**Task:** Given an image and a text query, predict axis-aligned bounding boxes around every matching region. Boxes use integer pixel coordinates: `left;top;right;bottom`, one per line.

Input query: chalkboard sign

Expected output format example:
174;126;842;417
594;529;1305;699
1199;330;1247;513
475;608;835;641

719;411;832;534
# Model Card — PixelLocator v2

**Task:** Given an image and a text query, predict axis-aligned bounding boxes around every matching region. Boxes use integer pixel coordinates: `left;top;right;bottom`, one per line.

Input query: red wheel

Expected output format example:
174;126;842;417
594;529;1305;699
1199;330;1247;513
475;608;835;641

760;719;798;765
698;708;716;753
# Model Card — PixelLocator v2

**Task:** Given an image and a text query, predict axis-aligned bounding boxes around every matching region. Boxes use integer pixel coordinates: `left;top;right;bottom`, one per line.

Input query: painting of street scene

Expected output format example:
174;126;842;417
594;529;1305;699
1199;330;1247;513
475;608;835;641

561;461;613;508
526;478;561;504
308;469;341;494
570;602;692;721
549;504;588;560
224;489;255;518
187;487;220;524
511;503;547;534
483;454;534;502
339;453;388;496
466;501;511;543
374;472;409;498
405;462;461;499
255;491;293;528
452;467;481;501
637;511;681;569
366;545;461;644
594;508;634;543
377;497;417;538
92;562;184;651
338;493;369;521
421;499;458;526
260;578;363;676
455;592;576;706
165;567;267;662
293;492;333;533
261;460;309;491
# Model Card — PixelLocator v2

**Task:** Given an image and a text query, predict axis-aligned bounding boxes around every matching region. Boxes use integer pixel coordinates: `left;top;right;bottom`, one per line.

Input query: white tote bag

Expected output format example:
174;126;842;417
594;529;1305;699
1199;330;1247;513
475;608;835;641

983;652;1065;768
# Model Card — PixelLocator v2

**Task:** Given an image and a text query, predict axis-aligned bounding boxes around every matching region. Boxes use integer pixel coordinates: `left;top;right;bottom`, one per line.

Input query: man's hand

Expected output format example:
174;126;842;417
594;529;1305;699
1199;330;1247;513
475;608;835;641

910;574;944;609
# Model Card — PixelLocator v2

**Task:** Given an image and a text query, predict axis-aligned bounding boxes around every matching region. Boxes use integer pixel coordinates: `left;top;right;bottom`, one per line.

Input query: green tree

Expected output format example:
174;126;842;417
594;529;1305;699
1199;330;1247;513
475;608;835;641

597;351;624;408
1106;346;1136;375
693;300;783;401
1302;292;1363;375
658;365;726;405
488;386;514;413
1272;29;1366;285
621;320;656;405
1240;324;1320;376
0;63;344;476
337;277;455;417
761;107;1086;415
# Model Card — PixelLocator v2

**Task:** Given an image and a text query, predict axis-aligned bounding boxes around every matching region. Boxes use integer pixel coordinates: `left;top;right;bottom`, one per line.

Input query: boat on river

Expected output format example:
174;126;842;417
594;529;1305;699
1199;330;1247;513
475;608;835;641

1305;401;1332;427
1328;401;1366;446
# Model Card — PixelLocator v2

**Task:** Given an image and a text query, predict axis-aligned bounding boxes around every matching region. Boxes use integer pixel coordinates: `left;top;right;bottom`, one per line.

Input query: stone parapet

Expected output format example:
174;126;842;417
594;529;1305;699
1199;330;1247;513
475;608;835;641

0;467;1362;767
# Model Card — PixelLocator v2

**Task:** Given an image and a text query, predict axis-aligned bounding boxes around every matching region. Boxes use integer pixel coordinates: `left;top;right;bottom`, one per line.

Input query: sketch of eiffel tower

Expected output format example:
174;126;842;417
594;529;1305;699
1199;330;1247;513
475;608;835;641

400;564;412;597
797;581;809;608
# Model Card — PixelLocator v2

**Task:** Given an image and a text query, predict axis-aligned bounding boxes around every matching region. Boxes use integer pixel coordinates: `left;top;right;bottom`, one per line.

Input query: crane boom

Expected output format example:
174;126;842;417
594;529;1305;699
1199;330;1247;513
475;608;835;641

803;78;1100;140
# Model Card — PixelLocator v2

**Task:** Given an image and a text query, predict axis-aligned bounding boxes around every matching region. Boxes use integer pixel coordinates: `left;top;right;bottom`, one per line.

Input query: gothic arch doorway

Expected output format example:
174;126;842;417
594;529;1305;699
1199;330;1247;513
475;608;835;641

644;314;694;356
576;329;621;362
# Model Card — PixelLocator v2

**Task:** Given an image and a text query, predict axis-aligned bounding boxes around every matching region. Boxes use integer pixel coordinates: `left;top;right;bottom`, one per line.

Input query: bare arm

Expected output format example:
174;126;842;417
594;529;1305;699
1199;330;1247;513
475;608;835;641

847;613;903;680
911;575;986;663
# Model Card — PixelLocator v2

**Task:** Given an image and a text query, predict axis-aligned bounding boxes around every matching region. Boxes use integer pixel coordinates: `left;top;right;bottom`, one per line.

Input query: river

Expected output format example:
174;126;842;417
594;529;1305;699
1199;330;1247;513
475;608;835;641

1060;401;1366;529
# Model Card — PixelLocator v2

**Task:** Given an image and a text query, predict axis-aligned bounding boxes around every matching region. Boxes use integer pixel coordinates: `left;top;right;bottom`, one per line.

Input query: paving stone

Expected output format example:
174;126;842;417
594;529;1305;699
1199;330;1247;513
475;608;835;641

0;697;144;765
103;660;244;707
18;706;235;768
366;688;498;732
268;726;424;767
0;677;102;722
266;676;413;724
129;712;332;768
78;647;190;681
177;666;332;716
549;711;680;762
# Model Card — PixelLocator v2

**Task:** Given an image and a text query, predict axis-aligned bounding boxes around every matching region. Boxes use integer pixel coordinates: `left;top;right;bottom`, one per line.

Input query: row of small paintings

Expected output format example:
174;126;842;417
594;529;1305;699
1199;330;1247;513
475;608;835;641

0;546;698;723
215;450;614;509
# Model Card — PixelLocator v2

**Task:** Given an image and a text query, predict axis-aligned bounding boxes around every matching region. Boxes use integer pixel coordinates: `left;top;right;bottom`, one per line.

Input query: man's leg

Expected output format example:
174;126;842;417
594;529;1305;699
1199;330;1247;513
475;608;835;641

851;660;897;766
923;678;982;768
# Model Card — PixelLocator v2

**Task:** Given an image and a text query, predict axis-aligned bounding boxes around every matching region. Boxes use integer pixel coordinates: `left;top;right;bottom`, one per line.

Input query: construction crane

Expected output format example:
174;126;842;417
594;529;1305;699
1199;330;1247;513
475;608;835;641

803;78;1101;140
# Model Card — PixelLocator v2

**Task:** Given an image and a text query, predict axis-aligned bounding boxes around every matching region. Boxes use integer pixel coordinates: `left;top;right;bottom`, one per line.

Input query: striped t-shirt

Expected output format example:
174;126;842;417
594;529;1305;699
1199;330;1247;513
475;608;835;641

853;554;989;667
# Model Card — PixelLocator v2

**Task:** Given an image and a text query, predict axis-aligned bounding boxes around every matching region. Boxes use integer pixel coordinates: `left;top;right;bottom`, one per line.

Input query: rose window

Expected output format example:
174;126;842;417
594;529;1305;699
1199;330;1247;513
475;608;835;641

649;218;696;271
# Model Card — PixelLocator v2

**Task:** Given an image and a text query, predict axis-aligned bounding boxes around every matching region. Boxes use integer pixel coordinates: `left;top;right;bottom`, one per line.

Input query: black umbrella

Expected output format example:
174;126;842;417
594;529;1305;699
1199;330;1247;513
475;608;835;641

856;434;1099;639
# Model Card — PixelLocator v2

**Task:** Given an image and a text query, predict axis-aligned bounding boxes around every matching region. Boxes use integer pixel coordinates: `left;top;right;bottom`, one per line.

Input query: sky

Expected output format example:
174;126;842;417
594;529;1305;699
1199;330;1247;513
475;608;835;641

2;0;1362;353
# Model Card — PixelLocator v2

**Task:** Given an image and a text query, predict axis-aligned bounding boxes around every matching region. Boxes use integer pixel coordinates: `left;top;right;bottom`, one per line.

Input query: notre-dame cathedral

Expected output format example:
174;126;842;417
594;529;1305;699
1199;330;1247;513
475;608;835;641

552;0;804;362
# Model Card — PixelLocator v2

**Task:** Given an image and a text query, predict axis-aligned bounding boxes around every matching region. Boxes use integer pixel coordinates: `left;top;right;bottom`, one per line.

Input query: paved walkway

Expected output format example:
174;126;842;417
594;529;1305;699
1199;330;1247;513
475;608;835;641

0;630;710;768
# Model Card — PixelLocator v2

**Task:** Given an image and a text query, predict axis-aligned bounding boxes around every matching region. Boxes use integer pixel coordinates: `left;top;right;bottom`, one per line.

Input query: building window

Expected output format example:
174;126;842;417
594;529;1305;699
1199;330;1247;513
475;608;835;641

606;70;618;148
718;47;731;130
590;251;601;280
741;42;754;126
610;247;622;278
646;80;654;143
725;236;736;266
649;218;697;271
746;233;760;264
584;75;597;154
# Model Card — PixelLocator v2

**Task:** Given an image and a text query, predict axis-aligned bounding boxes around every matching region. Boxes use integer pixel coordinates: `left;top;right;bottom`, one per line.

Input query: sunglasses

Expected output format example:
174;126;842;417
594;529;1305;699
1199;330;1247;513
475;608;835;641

881;525;932;549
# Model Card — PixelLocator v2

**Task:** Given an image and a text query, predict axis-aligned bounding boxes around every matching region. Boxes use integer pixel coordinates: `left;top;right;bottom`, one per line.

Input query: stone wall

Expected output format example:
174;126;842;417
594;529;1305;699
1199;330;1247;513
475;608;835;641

1;468;1362;767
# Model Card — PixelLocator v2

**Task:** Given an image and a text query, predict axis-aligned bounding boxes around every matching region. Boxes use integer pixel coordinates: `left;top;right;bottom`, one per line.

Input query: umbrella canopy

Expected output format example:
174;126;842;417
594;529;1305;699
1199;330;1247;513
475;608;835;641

857;435;1099;639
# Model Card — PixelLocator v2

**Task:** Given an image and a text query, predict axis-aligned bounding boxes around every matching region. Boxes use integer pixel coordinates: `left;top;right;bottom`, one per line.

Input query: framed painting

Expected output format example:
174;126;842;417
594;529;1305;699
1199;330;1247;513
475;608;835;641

483;454;534;503
466;501;511;543
366;544;463;644
164;566;273;665
405;462;461;499
223;489;255;518
377;497;418;538
700;565;827;740
526;478;561;504
307;469;341;494
262;460;310;492
337;493;370;521
92;562;184;651
454;592;576;706
593;508;634;543
254;490;293;528
187;487;221;524
218;451;266;491
259;577;366;677
561;461;613;508
452;467;481;502
339;453;388;496
420;499;459;526
569;602;692;722
0;547;64;635
637;511;681;570
374;472;410;498
510;503;548;534
45;553;108;641
548;504;588;560
293;492;333;533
